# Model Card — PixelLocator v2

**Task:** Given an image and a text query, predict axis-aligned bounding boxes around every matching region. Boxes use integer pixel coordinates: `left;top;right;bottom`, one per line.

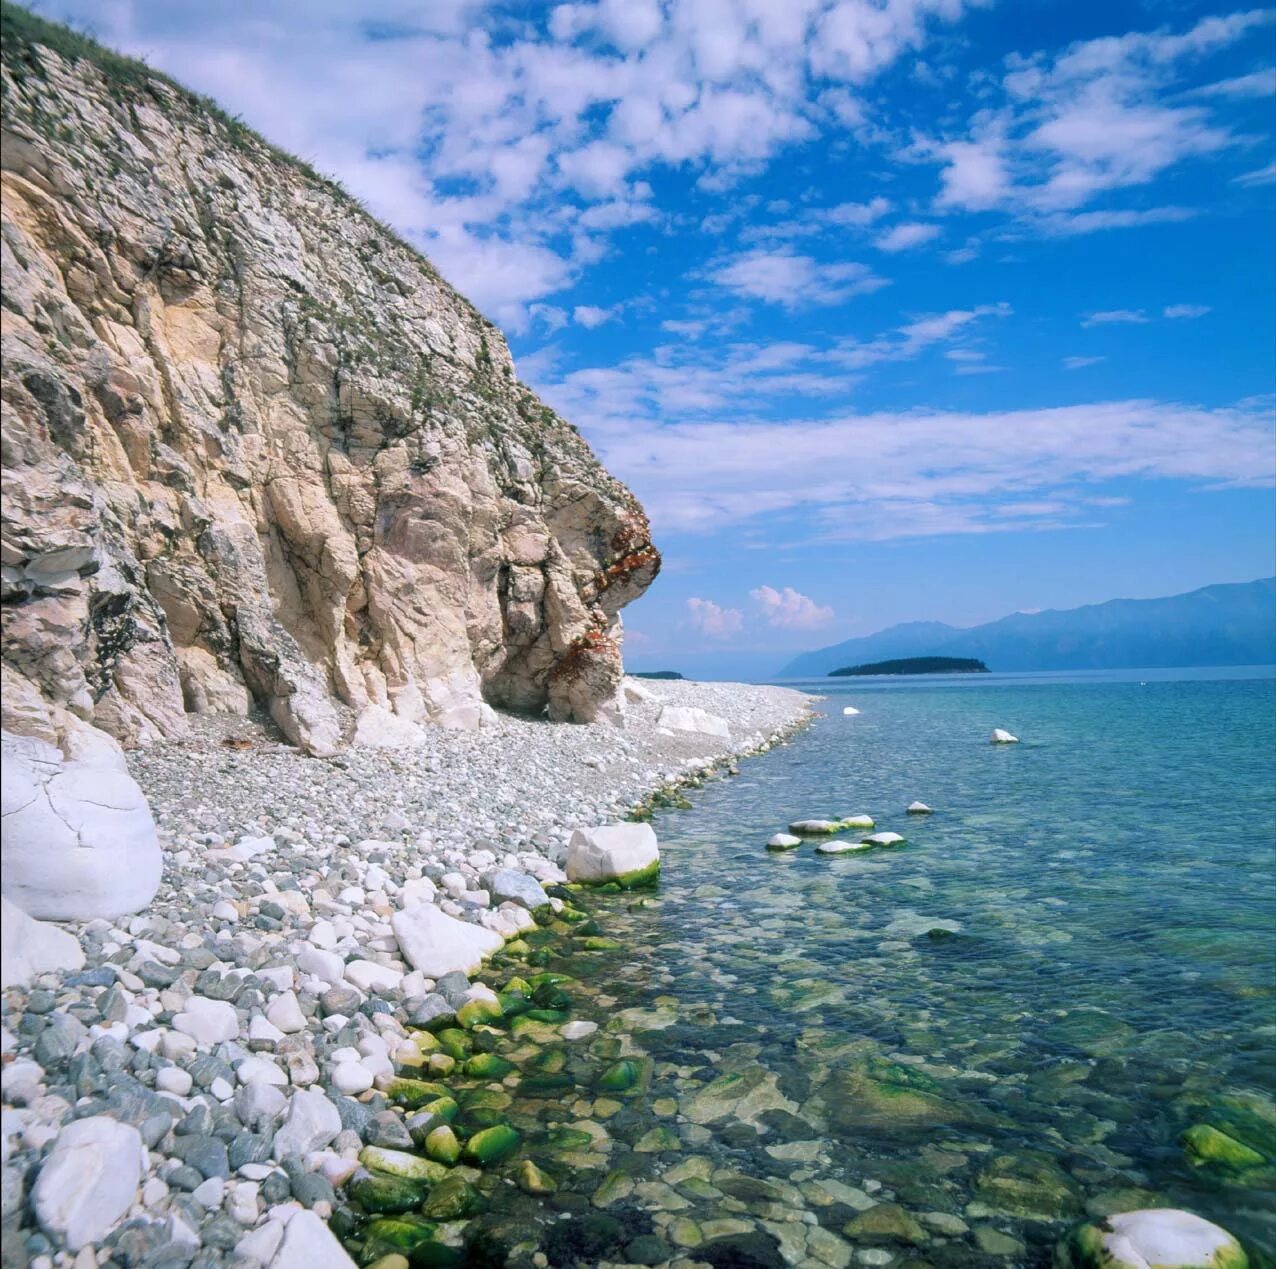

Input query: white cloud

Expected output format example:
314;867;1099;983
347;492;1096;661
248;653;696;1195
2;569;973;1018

574;304;618;328
1234;161;1276;186
1194;68;1276;98
1081;309;1150;327
1035;205;1196;235
1164;303;1212;319
751;585;834;629
710;248;888;307
1063;355;1105;369
686;597;744;638
874;221;942;252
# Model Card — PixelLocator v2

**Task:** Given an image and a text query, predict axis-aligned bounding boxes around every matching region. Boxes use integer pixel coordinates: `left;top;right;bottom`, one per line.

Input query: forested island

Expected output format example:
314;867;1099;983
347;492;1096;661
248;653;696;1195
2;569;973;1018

830;656;990;676
633;670;685;680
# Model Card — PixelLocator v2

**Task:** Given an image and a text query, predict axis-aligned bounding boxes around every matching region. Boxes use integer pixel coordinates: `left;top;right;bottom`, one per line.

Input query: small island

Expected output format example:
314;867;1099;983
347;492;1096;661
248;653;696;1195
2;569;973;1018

633;670;685;680
830;656;989;677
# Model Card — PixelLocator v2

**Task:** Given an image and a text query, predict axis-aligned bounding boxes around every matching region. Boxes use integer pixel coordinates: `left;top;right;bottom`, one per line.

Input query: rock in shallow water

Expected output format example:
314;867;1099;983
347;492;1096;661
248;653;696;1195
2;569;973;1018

566;823;660;887
1059;1208;1249;1268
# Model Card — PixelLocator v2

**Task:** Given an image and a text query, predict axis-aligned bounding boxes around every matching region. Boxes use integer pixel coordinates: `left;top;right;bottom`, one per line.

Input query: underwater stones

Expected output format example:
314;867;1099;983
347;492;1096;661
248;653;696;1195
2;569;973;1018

357;1147;450;1185
566;823;660;887
974;1152;1084;1220
463;1053;514;1080
767;833;802;851
698;1230;787;1269
861;831;905;847
597;1059;640;1093
883;911;961;938
347;1168;427;1214
820;1069;977;1133
515;1159;557;1195
991;728;1019;744
1050;1008;1136;1058
421;1173;482;1220
815;839;871;855
462;1123;520;1166
360;1215;441;1262
1059;1210;1249;1269
907;801;933;814
1181;1124;1265;1171
423;1125;462;1166
789;819;842;834
392;904;504;977
685;1066;796;1127
843;1203;926;1245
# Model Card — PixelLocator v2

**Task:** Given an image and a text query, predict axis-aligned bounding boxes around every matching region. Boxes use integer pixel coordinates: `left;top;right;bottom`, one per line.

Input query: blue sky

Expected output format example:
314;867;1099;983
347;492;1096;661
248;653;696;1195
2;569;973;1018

31;0;1276;675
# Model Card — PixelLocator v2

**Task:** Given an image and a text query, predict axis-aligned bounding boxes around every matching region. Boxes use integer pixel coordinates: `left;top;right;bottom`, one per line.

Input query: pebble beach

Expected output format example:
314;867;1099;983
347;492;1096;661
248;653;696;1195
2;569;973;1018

1;680;812;1268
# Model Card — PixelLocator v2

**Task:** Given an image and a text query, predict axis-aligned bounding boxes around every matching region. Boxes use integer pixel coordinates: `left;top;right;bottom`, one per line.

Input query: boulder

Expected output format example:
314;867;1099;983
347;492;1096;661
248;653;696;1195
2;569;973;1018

0;730;161;920
907;801;933;814
268;1209;357;1267
789;819;842;834
862;832;906;848
272;1088;342;1159
991;728;1019;744
0;896;84;989
1059;1209;1248;1269
483;868;550;912
392;904;504;977
815;840;871;855
656;706;730;739
623;678;658;704
352;705;427;749
33;1116;143;1251
840;814;874;829
842;706;860;715
173;996;240;1045
566;823;660;887
766;833;801;852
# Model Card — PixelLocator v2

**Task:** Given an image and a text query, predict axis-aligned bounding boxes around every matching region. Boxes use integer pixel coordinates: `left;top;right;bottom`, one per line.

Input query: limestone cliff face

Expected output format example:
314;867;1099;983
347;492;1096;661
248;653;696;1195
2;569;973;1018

0;18;658;754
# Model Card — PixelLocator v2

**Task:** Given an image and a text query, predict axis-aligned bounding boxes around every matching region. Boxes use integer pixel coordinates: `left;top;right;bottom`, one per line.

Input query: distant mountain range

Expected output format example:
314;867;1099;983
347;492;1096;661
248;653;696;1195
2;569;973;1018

780;578;1276;678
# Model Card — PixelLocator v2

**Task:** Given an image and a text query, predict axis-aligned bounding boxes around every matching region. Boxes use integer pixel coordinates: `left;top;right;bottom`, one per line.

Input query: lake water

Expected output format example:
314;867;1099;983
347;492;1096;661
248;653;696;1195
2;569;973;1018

393;669;1276;1268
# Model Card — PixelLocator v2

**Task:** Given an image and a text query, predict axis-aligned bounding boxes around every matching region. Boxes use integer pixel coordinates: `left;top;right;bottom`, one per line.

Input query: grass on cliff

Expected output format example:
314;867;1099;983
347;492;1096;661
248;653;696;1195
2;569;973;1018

0;2;496;335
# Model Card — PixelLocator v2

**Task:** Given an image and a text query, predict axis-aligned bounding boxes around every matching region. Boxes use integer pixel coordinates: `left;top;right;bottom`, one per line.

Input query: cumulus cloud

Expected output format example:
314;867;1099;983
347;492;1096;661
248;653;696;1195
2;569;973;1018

573;304;618;328
710;249;888;307
686;597;744;638
751;586;834;629
874;221;942;252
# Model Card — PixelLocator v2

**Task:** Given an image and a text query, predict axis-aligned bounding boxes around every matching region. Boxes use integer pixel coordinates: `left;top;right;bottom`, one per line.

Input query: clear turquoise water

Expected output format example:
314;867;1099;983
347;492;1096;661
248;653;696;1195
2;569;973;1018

550;670;1276;1264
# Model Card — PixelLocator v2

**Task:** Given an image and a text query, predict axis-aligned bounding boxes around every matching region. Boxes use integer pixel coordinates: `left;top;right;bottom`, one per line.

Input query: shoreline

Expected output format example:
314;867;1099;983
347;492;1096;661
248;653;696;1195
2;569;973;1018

0;679;814;1266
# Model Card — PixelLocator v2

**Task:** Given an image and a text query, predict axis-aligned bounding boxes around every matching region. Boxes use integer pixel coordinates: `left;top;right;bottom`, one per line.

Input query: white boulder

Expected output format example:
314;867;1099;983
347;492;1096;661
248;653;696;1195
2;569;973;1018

265;991;307;1034
1;730;161;920
391;904;504;977
0;896;84;989
272;1088;341;1158
862;832;906;847
566;823;660;886
623;678;658;704
842;706;860;716
1067;1209;1248;1269
840;814;874;829
815;839;871;855
766;833;801;850
789;819;841;834
990;728;1019;744
343;960;403;994
173;996;240;1045
269;1209;357;1267
907;801;933;814
352;705;426;749
656;706;730;740
33;1116;143;1251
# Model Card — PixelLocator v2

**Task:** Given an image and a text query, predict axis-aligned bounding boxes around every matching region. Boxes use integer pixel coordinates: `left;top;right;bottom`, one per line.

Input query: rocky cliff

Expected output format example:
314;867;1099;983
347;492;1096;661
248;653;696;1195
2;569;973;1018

0;9;658;755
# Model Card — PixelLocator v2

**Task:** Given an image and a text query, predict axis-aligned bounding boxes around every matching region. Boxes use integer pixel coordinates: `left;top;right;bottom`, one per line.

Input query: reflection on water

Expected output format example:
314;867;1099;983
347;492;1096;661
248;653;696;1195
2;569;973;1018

478;673;1276;1266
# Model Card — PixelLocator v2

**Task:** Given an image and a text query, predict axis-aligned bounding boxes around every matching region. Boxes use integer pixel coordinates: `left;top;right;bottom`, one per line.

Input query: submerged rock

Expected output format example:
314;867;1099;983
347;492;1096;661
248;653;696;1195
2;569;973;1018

907;801;933;814
1058;1209;1249;1268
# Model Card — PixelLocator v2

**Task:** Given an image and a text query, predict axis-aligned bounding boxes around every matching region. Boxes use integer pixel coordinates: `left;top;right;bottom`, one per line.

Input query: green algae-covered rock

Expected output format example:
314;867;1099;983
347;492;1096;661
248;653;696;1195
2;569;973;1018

456;997;503;1030
523;1007;570;1023
435;1029;472;1060
461;1087;512;1110
974;1152;1084;1220
527;1046;568;1074
348;1167;428;1214
360;1215;439;1259
518;1073;576;1096
634;1125;681;1153
577;936;623;951
423;1125;462;1166
462;1052;514;1080
462;1123;521;1166
420;1173;484;1221
1057;1209;1249;1268
821;1069;985;1133
509;1015;562;1043
458;1107;511;1131
383;1078;452;1110
684;1065;796;1127
503;976;532;995
359;1147;451;1185
545;1127;595;1152
531;981;573;1009
1049;1008;1136;1058
597;1058;640;1092
840;814;875;829
1182;1124;1265;1171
